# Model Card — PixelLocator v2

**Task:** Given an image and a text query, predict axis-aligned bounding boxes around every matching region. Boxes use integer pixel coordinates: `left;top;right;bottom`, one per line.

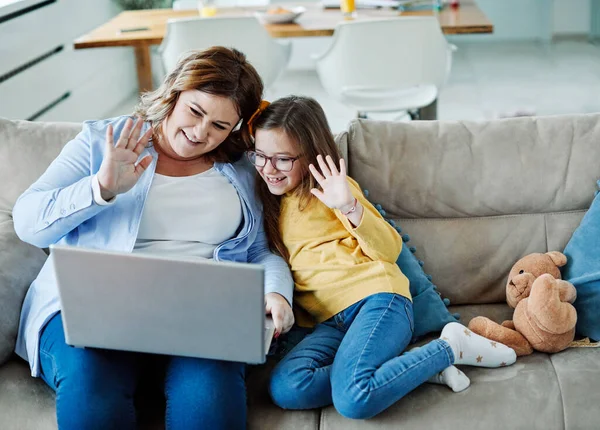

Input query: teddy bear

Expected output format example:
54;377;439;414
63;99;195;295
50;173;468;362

468;252;577;356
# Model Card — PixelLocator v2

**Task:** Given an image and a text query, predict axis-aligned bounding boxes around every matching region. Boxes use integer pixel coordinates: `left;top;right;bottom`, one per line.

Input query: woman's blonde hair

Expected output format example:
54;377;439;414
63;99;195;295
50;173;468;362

135;46;263;162
252;95;341;260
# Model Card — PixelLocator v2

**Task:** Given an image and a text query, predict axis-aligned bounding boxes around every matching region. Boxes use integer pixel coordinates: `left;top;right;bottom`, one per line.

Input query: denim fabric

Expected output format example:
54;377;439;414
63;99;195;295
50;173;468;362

269;293;454;419
39;313;246;430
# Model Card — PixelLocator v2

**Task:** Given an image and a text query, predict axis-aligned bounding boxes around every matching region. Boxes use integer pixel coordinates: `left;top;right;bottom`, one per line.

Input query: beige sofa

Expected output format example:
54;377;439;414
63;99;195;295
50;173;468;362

1;114;600;429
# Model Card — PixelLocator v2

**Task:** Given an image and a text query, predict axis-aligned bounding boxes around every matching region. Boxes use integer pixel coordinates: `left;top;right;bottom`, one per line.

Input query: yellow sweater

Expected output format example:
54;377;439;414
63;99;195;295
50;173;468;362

280;177;411;327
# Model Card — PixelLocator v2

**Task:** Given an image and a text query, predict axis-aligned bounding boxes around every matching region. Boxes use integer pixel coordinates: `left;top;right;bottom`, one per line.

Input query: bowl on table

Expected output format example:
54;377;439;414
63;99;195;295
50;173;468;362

254;6;306;24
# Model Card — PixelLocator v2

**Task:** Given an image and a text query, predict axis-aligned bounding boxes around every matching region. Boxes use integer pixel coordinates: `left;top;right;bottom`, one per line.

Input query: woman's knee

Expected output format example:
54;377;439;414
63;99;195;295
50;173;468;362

167;357;245;395
56;375;136;430
166;358;246;429
48;347;138;430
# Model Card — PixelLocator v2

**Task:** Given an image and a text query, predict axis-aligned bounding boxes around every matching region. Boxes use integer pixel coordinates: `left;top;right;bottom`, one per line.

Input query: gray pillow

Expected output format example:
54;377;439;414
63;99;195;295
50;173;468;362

0;220;47;365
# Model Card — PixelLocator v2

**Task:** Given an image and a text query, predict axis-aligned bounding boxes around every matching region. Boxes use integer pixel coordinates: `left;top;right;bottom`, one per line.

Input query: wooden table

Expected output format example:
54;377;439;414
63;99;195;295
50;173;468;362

74;2;493;93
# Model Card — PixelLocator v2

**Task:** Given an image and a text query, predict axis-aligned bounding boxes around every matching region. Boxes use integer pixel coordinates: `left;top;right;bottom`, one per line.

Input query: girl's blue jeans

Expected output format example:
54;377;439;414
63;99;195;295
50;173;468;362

38;312;246;430
269;293;455;419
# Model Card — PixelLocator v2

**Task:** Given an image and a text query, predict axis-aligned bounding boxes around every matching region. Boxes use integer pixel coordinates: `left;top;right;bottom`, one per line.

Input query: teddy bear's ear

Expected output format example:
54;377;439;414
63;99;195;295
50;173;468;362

546;251;567;267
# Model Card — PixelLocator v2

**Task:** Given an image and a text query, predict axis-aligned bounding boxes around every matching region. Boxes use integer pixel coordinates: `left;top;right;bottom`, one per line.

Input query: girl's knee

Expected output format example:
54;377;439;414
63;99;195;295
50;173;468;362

268;367;298;408
332;395;376;420
331;380;376;420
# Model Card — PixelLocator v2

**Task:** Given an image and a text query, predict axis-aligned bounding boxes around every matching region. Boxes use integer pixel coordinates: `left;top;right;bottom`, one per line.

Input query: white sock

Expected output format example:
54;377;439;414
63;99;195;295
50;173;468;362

427;365;470;393
440;322;517;368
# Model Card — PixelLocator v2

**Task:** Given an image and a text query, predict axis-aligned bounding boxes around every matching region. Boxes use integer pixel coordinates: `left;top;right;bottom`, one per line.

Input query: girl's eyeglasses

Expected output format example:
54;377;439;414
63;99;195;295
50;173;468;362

247;151;300;172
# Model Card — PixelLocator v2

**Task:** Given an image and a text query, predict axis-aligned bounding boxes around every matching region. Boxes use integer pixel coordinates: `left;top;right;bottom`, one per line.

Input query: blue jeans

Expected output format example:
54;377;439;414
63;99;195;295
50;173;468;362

269;293;454;419
39;313;246;430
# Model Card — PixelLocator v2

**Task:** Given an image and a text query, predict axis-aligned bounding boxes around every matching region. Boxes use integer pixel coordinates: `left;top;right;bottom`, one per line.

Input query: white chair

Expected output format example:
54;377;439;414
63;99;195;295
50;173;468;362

314;17;456;119
172;0;197;9
172;0;268;7
159;16;291;90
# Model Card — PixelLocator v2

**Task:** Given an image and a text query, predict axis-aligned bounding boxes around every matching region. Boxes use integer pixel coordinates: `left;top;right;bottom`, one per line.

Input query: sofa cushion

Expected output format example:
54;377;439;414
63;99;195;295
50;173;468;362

0;359;56;430
0;217;47;365
320;352;564;430
549;347;600;429
343;114;600;219
365;195;459;340
562;187;600;341
318;304;575;430
400;242;459;341
0;118;80;366
341;115;600;305
0;118;80;213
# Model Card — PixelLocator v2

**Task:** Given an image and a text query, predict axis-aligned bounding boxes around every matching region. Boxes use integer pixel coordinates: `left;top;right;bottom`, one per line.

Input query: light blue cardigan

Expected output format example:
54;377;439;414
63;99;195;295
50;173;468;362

12;116;293;376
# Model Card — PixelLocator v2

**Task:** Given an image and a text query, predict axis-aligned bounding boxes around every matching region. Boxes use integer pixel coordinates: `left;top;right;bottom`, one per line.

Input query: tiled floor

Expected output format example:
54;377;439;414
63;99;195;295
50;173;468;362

109;40;600;134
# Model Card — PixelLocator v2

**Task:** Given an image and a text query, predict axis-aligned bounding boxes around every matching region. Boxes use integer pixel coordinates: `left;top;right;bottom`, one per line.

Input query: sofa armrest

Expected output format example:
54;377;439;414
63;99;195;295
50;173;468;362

0;213;47;366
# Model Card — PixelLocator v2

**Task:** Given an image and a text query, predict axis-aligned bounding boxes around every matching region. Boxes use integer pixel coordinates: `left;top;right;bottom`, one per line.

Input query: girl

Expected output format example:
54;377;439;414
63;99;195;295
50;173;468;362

247;95;516;419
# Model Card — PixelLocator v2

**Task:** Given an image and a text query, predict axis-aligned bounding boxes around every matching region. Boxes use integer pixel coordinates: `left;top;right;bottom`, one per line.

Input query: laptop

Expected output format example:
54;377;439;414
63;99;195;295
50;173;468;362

51;245;275;364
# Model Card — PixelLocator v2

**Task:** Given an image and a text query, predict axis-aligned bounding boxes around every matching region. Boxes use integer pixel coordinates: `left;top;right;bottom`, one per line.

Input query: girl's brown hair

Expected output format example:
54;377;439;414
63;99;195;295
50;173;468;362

135;46;263;162
252;95;342;261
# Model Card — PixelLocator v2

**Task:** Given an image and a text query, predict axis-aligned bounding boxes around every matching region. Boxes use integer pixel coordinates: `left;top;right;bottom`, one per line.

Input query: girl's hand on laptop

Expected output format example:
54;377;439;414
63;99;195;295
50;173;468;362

97;117;153;201
265;292;294;337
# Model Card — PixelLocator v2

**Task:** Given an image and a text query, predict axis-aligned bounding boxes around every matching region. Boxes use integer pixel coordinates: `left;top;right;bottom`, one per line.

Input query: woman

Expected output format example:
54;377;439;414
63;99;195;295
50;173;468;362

12;47;294;430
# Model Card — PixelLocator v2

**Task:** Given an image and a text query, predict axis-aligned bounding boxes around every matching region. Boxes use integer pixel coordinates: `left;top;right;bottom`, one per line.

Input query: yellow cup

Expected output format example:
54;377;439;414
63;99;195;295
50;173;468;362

198;0;217;17
200;6;217;17
340;0;356;18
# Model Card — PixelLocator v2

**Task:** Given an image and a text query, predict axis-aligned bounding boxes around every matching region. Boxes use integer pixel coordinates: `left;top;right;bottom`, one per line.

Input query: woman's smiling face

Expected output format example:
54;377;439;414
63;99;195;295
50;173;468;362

160;90;241;160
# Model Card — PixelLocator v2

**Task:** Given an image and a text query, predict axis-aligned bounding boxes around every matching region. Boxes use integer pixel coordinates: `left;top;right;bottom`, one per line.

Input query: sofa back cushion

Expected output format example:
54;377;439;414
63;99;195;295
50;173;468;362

0;118;81;214
0;118;80;365
337;114;600;304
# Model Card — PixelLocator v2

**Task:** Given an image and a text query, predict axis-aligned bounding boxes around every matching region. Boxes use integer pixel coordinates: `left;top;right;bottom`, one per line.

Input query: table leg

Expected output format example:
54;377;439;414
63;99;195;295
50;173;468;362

134;45;153;93
417;98;438;120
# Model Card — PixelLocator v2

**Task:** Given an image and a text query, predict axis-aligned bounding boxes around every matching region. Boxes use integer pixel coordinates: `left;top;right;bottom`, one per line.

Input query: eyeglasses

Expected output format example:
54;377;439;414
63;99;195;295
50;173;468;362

247;151;300;172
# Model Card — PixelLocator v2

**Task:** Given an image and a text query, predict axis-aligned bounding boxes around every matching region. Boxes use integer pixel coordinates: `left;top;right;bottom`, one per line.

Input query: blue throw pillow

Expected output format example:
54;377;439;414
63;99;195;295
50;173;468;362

366;191;460;342
561;181;600;341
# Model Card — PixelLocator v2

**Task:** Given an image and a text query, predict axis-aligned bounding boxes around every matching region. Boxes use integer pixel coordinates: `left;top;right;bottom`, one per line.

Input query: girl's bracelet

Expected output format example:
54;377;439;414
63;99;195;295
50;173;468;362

341;197;358;215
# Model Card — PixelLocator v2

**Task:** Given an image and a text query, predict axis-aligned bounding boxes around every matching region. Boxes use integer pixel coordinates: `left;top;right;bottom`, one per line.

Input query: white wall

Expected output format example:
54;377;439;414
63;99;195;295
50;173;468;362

447;0;591;44
553;0;590;35
0;0;138;122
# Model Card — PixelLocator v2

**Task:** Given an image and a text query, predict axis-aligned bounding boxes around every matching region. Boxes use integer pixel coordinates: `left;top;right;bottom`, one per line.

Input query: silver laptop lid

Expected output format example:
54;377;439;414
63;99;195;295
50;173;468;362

52;245;266;363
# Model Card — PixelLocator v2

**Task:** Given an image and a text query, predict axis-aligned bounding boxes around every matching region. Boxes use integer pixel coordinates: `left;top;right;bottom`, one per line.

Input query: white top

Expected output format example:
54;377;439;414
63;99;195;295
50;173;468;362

92;169;243;259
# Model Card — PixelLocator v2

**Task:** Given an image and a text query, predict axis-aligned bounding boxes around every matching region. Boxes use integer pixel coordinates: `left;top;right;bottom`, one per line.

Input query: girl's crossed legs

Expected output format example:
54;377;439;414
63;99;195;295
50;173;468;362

269;293;515;419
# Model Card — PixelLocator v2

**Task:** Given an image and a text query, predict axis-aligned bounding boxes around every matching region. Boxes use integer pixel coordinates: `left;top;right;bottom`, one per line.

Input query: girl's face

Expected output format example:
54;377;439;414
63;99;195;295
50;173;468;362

254;128;304;196
160;90;240;160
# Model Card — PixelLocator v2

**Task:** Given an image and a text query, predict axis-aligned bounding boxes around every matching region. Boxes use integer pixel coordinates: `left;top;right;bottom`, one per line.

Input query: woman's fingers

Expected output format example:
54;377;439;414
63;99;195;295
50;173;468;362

282;309;294;334
271;306;284;336
105;124;114;151
134;155;153;177
134;127;153;155
116;118;133;148
316;155;332;177
126;117;144;150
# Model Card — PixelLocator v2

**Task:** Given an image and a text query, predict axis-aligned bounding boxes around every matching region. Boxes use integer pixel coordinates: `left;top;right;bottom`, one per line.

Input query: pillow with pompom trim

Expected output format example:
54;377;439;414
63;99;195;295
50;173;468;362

366;190;460;342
